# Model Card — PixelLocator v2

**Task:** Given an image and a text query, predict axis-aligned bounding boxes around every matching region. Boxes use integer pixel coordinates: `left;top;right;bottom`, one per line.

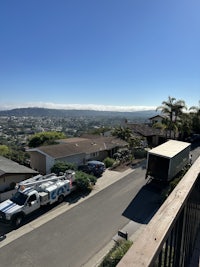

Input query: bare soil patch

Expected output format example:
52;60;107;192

111;158;145;172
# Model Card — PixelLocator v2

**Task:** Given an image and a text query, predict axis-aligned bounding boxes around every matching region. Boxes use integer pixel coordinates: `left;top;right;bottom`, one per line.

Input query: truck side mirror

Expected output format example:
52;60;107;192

28;201;35;206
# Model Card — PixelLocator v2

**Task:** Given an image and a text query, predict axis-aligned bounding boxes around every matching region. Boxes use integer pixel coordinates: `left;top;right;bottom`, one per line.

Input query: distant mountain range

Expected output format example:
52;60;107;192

0;107;158;119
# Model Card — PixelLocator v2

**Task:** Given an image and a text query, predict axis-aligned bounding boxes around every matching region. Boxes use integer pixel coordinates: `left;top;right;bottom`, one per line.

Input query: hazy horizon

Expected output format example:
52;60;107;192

0;103;157;112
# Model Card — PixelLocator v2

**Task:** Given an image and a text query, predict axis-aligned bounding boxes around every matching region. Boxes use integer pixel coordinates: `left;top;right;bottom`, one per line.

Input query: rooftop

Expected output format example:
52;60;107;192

27;136;128;159
0;156;38;176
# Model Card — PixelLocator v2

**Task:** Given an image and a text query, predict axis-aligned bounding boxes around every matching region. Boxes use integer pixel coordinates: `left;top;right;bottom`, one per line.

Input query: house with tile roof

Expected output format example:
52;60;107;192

27;136;128;174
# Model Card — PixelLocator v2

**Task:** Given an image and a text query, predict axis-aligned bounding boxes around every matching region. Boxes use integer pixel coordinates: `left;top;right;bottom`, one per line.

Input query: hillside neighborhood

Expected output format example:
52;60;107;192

0;103;199;199
0;110;169;198
0;100;199;266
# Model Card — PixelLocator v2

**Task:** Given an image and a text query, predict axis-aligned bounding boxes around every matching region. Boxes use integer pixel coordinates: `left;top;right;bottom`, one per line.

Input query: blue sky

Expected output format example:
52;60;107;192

0;1;199;111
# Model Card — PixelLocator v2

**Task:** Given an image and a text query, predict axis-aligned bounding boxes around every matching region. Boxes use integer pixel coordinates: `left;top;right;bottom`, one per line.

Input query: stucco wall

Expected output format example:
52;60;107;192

46;156;55;174
0;173;37;192
29;151;47;174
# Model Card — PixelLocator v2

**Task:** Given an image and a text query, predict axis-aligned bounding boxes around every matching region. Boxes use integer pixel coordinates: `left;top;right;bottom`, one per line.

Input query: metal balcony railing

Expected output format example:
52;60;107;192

117;156;200;267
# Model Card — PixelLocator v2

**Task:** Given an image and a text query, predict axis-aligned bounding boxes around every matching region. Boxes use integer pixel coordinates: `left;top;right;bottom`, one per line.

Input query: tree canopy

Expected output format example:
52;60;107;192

28;131;66;148
0;145;10;156
156;96;187;138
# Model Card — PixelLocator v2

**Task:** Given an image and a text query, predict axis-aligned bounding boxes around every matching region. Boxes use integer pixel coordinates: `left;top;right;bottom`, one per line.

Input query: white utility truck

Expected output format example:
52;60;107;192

0;170;76;227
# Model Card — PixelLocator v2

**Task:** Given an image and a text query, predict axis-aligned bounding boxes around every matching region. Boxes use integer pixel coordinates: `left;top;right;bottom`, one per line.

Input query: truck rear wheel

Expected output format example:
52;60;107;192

58;194;64;203
12;214;24;228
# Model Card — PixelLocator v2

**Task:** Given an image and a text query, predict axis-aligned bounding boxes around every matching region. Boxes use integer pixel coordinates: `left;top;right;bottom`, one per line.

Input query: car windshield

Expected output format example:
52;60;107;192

11;192;28;206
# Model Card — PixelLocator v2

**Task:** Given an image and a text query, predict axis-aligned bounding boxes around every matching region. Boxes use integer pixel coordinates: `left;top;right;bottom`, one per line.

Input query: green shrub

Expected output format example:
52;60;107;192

51;161;76;174
99;240;133;267
75;171;97;192
104;157;115;168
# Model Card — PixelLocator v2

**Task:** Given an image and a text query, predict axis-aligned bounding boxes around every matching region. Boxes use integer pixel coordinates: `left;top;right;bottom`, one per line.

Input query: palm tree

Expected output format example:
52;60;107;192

189;100;200;115
173;100;187;122
156;96;187;139
177;112;192;140
189;101;200;133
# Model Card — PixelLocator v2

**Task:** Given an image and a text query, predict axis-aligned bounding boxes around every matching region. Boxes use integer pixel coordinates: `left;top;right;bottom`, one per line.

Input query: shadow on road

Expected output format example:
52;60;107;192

66;189;91;205
122;181;165;224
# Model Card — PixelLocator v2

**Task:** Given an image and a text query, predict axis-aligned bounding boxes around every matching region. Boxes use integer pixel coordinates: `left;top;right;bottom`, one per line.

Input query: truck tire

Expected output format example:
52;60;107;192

58;194;64;203
12;214;24;228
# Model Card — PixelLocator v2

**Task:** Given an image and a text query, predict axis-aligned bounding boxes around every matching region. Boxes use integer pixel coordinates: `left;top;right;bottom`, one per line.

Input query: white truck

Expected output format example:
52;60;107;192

145;140;191;182
0;170;76;228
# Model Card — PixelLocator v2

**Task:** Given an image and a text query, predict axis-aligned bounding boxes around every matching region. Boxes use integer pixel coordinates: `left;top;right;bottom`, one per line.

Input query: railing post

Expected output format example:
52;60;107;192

173;209;185;266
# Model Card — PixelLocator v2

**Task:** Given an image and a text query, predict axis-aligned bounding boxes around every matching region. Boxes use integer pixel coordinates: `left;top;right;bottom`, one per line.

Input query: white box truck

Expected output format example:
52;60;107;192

145;140;191;182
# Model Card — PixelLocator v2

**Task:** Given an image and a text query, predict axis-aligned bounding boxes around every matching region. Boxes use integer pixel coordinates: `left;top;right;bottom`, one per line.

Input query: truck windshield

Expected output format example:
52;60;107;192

11;192;28;206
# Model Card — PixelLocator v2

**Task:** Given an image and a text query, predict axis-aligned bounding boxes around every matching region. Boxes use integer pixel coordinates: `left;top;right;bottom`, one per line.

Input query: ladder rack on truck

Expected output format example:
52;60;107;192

18;173;64;190
17;170;75;190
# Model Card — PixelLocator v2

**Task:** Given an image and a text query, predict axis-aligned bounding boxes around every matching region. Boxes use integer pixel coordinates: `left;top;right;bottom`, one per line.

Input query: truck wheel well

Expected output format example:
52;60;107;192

12;212;25;219
11;213;25;228
58;194;65;203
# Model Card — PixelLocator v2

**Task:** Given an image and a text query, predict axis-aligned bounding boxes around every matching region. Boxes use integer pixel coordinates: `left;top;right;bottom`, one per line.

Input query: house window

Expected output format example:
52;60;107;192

91;152;99;157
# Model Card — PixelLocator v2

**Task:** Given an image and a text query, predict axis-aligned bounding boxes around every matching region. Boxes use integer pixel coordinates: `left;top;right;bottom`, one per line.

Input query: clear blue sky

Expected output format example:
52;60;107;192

0;0;199;111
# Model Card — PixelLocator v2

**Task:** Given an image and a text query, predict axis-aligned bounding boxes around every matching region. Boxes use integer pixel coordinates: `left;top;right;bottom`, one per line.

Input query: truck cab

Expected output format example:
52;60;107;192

0;188;41;228
12;189;41;214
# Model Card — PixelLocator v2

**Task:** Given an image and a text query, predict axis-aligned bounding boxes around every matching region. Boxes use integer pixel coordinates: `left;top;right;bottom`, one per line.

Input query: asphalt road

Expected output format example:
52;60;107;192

0;166;153;267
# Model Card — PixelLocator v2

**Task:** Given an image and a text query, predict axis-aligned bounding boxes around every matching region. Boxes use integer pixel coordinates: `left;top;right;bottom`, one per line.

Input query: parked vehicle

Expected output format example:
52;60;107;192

145;140;191;182
0;170;76;228
78;160;105;177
